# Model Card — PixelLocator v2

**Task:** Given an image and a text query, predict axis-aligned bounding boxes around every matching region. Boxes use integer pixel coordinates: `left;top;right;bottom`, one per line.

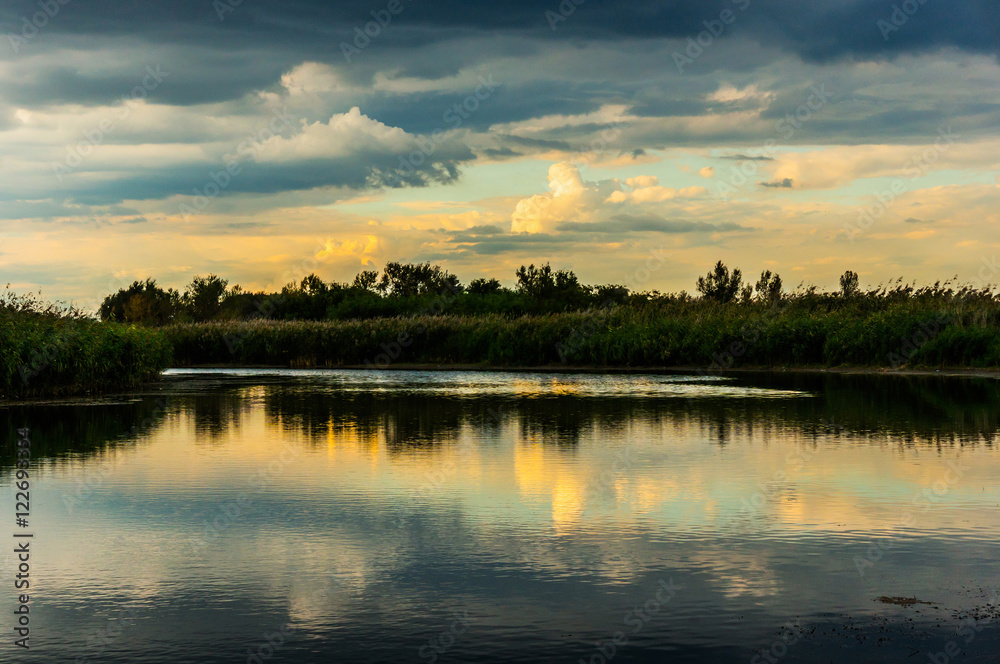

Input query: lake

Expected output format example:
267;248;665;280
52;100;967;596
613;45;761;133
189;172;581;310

2;369;999;663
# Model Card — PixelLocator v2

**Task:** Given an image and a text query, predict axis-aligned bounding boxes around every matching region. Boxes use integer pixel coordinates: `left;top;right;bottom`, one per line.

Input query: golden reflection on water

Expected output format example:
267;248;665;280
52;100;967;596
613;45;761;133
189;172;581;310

110;381;1000;543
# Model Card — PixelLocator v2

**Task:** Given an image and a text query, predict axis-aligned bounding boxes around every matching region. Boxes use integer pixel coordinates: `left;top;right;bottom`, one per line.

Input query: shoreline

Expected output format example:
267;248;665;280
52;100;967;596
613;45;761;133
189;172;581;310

6;364;999;405
165;364;1000;380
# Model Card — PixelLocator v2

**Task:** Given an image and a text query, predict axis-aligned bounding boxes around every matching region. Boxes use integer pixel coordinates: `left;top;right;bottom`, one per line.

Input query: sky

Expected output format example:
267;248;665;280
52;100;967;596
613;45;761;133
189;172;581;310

1;0;998;310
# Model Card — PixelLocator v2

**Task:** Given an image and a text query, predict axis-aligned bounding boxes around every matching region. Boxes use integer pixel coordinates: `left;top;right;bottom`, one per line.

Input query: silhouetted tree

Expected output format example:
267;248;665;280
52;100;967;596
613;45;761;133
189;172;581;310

183;275;228;322
840;270;860;298
755;270;783;305
352;270;379;292
594;284;630;305
100;279;180;325
468;278;503;295
300;273;328;295
515;263;589;308
696;261;743;303
515;263;554;298
378;262;463;296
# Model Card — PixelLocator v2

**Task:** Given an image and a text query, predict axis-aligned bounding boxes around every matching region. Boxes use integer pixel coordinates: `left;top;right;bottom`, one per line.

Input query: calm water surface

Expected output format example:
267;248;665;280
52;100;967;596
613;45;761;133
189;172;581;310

2;370;999;663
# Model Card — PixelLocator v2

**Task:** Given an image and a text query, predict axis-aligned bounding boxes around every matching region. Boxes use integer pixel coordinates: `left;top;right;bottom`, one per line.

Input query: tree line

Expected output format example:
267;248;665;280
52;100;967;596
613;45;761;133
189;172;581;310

96;259;947;326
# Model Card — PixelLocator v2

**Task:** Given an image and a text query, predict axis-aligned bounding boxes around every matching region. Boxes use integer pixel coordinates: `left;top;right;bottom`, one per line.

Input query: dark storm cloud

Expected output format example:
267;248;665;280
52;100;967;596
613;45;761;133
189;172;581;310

0;198;87;220
4;1;996;65
760;0;999;62
3;140;476;207
0;52;289;107
2;1;994;154
720;154;774;161
360;81;602;134
480;146;521;159
629;97;718;118
499;135;575;152
759;178;793;188
445;232;578;256
557;215;750;234
445;214;752;256
6;0;724;40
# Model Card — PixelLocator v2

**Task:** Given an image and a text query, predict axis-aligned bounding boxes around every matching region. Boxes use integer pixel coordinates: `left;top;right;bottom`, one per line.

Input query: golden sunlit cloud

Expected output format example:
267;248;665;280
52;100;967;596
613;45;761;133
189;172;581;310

316;235;385;264
511;163;706;234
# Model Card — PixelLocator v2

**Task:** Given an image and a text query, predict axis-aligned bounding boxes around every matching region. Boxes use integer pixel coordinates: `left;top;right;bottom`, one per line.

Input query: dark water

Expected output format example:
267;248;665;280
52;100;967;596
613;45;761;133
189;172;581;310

2;369;999;663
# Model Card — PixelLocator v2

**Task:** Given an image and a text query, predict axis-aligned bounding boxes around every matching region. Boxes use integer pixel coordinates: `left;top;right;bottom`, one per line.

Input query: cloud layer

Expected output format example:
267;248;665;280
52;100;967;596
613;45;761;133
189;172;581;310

1;0;998;302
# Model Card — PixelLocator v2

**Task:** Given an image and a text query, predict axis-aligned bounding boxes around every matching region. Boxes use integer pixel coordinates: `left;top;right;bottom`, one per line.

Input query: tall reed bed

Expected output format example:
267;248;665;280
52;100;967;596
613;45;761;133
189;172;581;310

164;291;1000;369
1;291;171;398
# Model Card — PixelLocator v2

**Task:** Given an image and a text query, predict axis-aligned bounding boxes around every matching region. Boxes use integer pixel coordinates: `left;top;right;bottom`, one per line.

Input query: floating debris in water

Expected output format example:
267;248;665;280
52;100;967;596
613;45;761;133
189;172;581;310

876;596;936;606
